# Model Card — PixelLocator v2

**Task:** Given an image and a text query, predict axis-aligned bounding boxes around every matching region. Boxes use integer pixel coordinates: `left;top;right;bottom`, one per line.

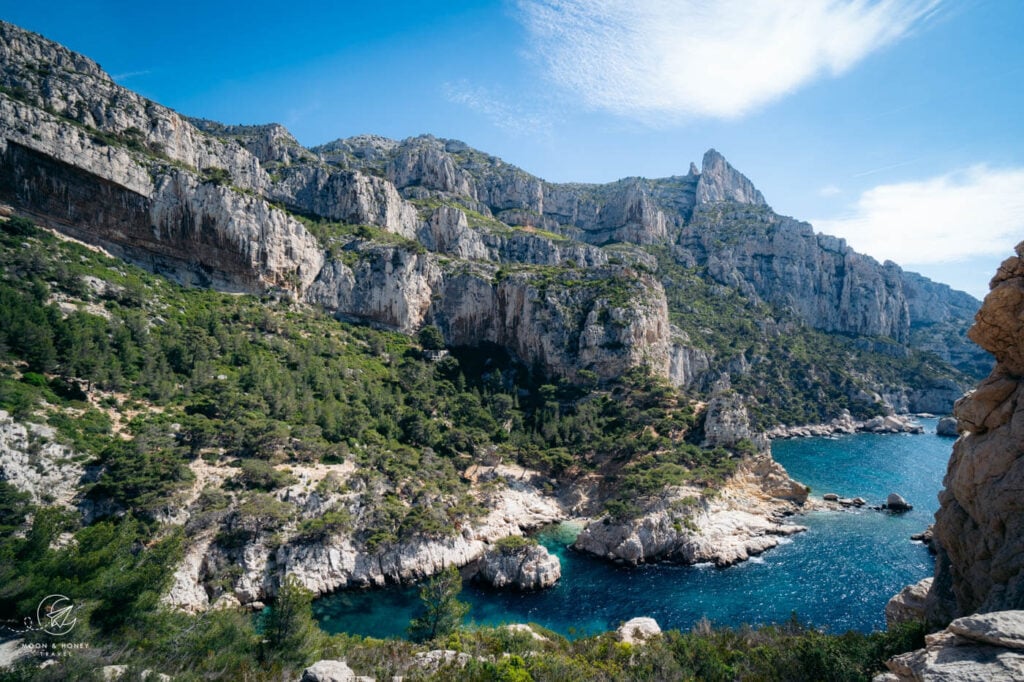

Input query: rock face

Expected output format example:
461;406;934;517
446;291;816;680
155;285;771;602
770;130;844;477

880;610;1024;682
680;204;911;342
902;270;990;379
886;577;933;628
926;242;1024;625
476;542;561;590
0;409;83;508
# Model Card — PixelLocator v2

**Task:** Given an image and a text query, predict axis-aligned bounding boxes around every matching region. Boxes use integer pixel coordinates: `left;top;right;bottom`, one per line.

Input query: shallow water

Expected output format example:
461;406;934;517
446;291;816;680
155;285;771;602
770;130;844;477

314;418;950;638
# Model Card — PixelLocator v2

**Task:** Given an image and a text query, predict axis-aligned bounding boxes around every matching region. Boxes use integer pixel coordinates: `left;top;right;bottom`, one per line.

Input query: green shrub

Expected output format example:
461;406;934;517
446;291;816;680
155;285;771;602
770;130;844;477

2;215;38;236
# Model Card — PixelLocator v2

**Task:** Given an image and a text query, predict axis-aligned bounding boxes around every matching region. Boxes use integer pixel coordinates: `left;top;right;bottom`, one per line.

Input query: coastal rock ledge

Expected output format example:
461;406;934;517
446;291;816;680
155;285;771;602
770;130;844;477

574;454;808;567
874;610;1024;682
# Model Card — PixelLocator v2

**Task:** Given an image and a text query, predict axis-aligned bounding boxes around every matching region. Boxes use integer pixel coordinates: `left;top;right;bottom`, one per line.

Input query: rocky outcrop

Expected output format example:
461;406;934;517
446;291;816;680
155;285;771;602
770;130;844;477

925;242;1024;625
435;266;673;383
700;392;768;450
271;165;420;239
695;149;766;206
616;617;662;644
885;493;912;511
574;454;808;567
307;247;441;333
886;578;933;628
476;542;561;590
878;610;1024;682
0;409;83;508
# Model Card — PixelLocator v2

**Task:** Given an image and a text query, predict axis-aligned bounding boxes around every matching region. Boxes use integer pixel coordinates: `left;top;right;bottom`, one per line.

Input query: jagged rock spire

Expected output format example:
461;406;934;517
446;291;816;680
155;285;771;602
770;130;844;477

695;149;767;206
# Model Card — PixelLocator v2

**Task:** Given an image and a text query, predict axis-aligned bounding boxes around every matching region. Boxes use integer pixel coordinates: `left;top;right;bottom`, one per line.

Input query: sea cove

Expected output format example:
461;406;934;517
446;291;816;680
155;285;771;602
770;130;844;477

314;418;950;639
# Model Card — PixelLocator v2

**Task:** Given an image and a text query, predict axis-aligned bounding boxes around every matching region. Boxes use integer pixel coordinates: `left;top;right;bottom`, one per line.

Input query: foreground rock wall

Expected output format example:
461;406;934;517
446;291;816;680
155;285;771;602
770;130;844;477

927;241;1024;624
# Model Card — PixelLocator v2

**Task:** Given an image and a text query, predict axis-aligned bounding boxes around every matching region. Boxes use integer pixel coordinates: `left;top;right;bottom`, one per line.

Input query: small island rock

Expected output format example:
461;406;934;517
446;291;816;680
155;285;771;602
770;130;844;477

885;493;912;511
478;539;561;590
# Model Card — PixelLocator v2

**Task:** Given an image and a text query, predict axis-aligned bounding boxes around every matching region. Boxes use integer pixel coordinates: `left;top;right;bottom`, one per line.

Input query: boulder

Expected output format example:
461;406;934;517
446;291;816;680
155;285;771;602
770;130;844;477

936;416;959;437
948;611;1024;649
823;493;839;501
617;617;662;644
883;611;1024;681
885;493;912;512
301;659;370;682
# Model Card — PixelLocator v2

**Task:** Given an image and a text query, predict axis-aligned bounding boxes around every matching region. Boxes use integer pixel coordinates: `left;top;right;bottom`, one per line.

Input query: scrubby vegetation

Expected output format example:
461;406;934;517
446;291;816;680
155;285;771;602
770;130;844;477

0;218;936;679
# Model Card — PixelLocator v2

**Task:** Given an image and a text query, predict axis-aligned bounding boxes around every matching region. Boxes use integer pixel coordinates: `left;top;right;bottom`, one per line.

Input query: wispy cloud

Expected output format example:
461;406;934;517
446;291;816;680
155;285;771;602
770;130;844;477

818;184;842;197
111;69;151;82
813;165;1024;265
442;80;553;136
515;0;941;121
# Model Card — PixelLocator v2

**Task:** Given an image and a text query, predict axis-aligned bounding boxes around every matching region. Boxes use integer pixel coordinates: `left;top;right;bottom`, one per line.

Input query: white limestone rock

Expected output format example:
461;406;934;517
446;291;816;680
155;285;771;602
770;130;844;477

885;577;932;627
478;542;561;590
0;410;83;508
883;611;1024;682
616;617;662;644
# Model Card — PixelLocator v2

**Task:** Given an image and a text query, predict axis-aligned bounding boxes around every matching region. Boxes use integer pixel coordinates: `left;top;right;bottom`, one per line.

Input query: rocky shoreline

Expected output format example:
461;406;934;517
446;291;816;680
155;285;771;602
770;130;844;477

765;411;924;439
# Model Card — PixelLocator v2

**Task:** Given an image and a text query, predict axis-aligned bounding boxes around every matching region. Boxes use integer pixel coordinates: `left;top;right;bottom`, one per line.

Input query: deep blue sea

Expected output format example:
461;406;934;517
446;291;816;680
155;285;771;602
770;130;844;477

314;418;951;638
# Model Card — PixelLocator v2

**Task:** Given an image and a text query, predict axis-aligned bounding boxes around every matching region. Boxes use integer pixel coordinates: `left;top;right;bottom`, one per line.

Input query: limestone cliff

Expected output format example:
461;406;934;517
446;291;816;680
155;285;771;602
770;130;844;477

0;18;977;420
926;241;1024;625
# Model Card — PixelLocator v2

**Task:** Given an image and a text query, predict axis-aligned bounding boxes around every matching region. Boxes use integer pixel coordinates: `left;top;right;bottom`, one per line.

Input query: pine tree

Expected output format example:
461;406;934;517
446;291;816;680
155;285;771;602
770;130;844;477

407;565;470;642
261;575;320;666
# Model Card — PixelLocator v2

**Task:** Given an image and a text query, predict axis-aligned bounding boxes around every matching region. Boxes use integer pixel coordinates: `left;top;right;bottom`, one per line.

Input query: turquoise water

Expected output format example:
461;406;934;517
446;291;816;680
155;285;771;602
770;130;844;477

314;418;951;638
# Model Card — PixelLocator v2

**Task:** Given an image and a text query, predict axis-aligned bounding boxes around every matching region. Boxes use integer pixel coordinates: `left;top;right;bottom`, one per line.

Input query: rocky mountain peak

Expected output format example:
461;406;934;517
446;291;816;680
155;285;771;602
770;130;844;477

0;21;108;82
696;149;767;207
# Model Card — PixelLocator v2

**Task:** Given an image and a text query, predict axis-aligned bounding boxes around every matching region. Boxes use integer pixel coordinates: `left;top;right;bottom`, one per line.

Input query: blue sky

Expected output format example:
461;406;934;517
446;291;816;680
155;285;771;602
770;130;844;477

4;0;1023;298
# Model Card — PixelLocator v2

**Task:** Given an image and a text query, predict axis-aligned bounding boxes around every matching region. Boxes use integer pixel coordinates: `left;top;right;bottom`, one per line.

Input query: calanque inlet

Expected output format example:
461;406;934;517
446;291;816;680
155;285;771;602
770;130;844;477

0;18;1022;681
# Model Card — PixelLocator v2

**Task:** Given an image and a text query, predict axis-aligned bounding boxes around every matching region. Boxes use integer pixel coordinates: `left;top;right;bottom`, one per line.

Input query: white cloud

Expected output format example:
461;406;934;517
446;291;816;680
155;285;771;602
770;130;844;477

818;184;842;197
111;69;151;82
443;80;553;137
516;0;940;121
812;165;1024;265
